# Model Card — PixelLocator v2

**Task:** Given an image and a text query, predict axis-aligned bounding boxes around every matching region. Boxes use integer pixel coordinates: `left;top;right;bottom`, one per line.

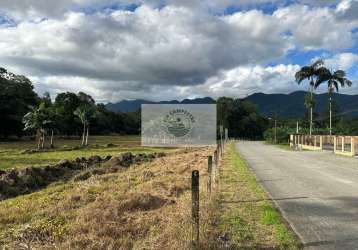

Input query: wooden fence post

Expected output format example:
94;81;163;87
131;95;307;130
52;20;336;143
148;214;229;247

351;137;355;156
216;142;219;159
221;140;224;156
342;137;345;152
191;170;199;247
212;154;216;184
207;156;212;199
320;136;323;150
214;150;218;168
333;136;337;152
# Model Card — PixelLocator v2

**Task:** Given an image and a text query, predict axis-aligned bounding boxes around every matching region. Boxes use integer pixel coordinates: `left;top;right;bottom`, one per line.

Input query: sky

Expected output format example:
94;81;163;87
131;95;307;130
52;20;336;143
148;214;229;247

0;0;358;103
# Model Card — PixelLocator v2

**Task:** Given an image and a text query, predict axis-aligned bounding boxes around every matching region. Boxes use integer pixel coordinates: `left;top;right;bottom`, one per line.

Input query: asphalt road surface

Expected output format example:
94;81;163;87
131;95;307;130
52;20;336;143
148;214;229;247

236;141;358;250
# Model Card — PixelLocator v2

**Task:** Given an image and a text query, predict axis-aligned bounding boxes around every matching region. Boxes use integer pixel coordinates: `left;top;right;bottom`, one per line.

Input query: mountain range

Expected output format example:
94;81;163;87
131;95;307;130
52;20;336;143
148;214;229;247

105;91;358;118
105;97;215;112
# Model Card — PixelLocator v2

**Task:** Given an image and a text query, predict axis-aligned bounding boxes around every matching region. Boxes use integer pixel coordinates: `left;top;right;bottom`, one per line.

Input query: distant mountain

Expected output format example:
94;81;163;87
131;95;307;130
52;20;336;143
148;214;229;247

106;97;215;112
245;91;358;118
105;92;358;118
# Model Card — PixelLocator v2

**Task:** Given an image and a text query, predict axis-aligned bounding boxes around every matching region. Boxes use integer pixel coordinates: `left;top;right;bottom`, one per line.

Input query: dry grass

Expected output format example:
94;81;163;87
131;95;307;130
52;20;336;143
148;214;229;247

0;147;216;250
0;141;298;250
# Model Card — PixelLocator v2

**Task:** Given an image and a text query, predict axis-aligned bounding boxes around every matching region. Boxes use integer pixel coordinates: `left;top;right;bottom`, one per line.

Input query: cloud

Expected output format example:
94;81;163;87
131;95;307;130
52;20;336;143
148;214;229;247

0;1;357;102
324;53;358;71
335;0;358;20
0;5;291;87
273;4;357;50
195;64;302;98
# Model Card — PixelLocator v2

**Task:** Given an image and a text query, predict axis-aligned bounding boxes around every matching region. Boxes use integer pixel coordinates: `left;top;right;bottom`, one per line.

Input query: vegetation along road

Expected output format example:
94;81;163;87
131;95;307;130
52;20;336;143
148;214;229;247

236;141;358;249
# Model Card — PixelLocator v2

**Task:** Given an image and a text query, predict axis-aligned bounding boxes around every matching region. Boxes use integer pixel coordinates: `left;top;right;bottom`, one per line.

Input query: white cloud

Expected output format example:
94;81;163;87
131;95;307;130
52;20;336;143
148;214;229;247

0;5;291;97
324;53;358;71
179;64;302;99
274;4;356;50
335;0;358;20
0;1;357;102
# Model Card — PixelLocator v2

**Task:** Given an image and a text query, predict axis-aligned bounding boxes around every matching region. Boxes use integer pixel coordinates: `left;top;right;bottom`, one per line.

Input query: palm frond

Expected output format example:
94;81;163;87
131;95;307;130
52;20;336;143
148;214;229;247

311;59;324;69
333;70;346;78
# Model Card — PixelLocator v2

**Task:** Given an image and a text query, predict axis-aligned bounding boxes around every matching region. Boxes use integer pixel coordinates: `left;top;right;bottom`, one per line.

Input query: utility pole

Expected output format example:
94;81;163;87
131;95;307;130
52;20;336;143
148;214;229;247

329;96;332;136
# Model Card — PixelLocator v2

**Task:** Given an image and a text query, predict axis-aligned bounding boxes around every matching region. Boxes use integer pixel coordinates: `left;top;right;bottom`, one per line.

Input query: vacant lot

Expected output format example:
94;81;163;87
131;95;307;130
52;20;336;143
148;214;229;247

0;136;175;170
0;137;297;249
0;150;213;249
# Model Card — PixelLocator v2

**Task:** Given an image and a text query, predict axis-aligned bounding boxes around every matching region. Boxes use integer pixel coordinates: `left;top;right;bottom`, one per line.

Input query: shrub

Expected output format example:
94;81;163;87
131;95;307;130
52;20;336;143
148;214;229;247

264;127;295;144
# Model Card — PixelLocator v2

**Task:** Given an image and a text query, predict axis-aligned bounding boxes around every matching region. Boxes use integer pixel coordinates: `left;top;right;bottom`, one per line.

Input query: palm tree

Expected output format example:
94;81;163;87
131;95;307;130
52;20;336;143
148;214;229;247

23;103;51;149
295;59;324;135
314;67;353;135
45;106;59;148
74;105;95;146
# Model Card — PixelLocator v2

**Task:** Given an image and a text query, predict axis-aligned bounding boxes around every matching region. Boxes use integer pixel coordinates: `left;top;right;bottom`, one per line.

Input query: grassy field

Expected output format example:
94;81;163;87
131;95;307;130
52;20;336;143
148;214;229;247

0;136;175;170
0;137;298;249
0;141;214;249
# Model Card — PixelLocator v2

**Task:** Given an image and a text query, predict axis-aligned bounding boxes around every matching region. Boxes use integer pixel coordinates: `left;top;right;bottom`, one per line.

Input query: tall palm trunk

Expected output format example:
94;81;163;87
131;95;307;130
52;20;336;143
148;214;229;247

309;85;313;136
329;95;332;136
81;123;86;146
310;106;313;135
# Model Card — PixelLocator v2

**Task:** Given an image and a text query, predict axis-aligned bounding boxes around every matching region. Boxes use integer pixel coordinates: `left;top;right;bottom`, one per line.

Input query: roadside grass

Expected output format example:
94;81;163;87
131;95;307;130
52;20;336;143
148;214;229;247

0;136;176;170
264;141;292;151
212;142;298;249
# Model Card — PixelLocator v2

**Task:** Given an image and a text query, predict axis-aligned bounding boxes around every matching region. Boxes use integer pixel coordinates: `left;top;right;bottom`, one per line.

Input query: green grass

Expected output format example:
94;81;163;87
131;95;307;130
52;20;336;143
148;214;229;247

0;136;178;169
214;142;298;249
264;141;292;151
0;136;175;170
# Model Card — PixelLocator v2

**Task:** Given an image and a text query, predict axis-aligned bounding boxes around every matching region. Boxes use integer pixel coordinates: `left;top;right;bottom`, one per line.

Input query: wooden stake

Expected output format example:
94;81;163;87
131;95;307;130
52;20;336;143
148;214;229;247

207;156;213;199
191;170;199;247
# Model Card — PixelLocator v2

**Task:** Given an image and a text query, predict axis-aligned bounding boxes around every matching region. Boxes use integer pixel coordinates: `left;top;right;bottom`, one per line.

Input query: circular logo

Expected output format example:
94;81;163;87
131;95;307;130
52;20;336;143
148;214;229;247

163;109;195;137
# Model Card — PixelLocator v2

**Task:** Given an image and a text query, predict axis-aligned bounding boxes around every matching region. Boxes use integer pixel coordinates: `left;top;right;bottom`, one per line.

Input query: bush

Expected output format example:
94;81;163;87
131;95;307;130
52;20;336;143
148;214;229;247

264;127;295;144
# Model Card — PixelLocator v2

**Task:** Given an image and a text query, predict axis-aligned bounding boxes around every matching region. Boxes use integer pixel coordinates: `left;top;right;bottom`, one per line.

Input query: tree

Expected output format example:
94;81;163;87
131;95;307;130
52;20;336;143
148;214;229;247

54;92;81;136
44;106;59;148
0;67;38;137
295;59;324;135
314;67;353;135
23;103;51;149
217;98;268;140
74;105;96;146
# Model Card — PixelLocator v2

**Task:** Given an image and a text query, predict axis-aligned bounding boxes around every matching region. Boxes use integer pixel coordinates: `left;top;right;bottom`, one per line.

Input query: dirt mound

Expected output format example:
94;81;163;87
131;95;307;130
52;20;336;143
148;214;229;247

0;152;166;200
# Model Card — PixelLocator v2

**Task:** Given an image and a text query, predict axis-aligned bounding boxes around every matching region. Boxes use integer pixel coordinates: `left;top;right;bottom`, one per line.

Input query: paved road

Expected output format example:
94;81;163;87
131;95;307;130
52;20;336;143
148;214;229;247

236;141;358;249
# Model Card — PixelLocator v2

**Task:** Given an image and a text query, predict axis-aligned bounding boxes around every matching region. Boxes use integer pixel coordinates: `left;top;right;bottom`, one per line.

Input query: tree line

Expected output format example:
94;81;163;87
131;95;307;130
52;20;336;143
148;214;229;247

2;65;356;146
0;68;140;144
1;67;271;143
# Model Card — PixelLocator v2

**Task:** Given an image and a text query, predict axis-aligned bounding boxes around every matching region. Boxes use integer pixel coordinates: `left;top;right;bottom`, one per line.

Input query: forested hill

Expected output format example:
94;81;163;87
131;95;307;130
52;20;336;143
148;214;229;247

106;97;215;112
106;91;358;118
245;91;358;118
